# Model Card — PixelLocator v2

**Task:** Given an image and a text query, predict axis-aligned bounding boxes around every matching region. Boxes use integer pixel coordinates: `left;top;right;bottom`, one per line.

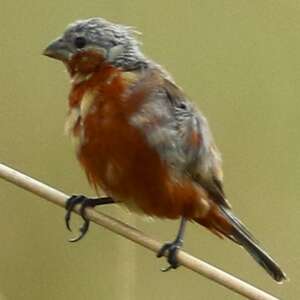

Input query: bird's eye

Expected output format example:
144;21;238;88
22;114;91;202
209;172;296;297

74;36;87;49
178;102;187;109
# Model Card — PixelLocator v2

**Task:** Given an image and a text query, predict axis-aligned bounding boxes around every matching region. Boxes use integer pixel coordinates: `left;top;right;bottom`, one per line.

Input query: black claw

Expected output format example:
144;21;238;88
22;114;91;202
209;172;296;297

64;195;114;242
65;195;85;232
157;218;187;272
68;221;90;242
68;201;91;242
157;240;183;271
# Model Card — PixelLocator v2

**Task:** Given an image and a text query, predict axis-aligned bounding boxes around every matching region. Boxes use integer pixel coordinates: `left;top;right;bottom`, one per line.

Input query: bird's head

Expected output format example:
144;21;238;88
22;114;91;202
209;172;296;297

43;18;145;76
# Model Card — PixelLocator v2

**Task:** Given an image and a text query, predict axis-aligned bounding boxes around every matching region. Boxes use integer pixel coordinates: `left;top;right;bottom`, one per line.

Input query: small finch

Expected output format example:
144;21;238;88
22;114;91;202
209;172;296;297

43;17;286;281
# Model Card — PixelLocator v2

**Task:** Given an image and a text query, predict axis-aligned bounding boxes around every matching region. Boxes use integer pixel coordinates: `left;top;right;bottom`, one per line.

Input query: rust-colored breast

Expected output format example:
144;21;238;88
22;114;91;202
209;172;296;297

66;66;216;221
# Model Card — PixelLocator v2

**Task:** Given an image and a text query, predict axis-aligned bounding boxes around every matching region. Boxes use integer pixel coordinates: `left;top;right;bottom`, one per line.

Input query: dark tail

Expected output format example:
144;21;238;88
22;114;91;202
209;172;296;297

220;207;287;282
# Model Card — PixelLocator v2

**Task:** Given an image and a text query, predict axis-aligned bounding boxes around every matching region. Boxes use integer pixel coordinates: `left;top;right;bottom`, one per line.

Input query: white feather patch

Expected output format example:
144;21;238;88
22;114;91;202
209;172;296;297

71;73;93;85
64;107;80;136
80;89;97;119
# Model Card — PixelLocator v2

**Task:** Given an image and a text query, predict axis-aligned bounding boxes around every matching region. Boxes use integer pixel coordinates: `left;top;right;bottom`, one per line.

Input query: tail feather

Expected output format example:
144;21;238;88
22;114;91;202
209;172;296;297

220;207;259;244
219;207;287;282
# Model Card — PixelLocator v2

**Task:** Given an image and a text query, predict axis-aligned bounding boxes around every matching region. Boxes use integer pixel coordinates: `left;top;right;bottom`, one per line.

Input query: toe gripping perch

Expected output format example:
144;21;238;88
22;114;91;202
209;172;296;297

65;195;187;273
157;217;187;272
65;195;114;242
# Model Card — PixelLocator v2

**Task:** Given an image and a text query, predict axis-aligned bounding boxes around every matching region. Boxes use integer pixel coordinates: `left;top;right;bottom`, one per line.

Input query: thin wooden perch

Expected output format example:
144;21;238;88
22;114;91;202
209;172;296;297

0;163;281;300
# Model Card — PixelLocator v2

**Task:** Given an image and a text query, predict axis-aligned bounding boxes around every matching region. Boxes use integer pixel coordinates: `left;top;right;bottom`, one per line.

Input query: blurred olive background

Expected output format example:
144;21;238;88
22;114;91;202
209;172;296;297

0;1;299;299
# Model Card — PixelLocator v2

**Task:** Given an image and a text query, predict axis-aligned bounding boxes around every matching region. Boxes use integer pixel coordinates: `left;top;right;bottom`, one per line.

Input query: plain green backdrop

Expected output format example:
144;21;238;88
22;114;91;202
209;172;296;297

0;1;299;299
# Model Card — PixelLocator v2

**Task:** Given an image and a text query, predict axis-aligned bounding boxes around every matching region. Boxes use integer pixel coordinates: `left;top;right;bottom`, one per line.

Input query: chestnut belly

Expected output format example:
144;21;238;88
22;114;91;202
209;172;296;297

77;112;207;219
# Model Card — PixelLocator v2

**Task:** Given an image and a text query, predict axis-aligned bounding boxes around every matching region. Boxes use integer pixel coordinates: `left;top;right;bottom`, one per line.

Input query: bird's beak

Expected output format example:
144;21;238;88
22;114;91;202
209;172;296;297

43;38;72;61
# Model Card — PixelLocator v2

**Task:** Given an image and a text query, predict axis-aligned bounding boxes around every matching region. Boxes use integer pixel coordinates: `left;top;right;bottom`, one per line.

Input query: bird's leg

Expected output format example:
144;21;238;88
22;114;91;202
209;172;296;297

65;195;114;242
157;217;187;272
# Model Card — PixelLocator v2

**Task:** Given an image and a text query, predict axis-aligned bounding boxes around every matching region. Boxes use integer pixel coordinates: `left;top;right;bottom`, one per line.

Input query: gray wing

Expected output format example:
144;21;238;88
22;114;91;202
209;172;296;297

129;74;230;208
163;80;231;208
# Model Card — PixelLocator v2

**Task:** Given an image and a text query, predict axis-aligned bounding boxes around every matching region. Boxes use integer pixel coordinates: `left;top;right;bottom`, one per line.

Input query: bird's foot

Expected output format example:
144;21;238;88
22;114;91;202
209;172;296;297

157;238;183;272
65;195;113;242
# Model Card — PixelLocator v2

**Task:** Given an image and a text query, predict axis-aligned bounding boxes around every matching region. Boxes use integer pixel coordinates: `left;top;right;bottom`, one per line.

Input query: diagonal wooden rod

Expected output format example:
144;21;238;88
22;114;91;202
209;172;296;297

0;163;281;300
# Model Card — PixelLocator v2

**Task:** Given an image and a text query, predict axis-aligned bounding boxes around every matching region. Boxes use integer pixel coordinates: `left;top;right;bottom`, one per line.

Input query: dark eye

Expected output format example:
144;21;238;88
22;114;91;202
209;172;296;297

74;36;87;49
178;102;187;109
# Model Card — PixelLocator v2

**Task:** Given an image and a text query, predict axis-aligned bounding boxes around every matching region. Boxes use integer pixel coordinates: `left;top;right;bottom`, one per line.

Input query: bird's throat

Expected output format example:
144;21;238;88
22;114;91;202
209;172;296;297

66;49;107;78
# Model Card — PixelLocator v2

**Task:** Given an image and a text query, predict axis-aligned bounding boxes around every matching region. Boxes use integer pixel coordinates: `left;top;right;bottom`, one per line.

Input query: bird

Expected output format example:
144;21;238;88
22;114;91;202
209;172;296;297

43;17;286;282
